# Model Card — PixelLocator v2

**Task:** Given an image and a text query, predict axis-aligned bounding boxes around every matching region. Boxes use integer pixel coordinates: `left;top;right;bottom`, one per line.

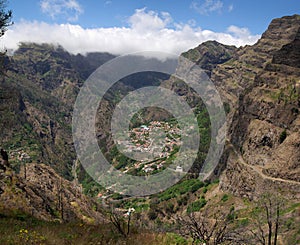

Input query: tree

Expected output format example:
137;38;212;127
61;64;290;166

177;206;241;244
250;193;284;245
109;206;135;238
0;0;12;37
0;0;12;75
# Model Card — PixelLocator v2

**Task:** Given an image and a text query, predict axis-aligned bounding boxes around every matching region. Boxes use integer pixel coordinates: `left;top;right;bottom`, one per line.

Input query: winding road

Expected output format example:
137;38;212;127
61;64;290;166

228;143;300;185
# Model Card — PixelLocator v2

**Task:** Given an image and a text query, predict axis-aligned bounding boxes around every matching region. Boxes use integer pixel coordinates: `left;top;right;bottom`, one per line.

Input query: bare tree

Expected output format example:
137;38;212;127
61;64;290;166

56;154;65;221
177;206;241;244
109;206;135;238
250;193;284;245
57;177;64;221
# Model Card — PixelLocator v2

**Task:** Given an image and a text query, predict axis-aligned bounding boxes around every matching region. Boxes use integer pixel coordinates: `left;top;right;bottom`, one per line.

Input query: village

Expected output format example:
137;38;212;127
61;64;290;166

114;120;185;175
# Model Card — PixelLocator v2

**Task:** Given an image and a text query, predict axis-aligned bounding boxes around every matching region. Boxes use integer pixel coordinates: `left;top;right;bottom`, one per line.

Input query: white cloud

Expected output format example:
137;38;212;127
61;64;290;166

40;0;83;22
128;8;172;33
227;25;254;40
2;9;260;56
228;4;234;12
191;0;224;15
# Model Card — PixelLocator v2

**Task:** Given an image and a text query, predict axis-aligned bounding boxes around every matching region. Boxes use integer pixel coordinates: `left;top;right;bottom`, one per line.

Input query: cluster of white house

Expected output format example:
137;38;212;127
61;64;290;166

117;121;184;174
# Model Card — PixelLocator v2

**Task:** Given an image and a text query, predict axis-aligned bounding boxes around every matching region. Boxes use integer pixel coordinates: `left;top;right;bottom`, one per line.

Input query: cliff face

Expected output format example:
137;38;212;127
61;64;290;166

1;47;110;221
217;15;300;199
180;15;300;199
163;15;299;199
212;15;300;122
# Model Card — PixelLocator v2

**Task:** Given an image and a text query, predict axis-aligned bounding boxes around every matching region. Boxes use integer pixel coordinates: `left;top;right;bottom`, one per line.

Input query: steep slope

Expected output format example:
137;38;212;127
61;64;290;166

0;163;105;223
212;15;300;125
218;15;300;199
1;43;115;179
177;15;300;200
160;41;237;175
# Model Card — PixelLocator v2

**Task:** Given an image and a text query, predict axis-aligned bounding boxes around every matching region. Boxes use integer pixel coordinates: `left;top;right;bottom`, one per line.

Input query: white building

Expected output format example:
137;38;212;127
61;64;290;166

175;166;183;173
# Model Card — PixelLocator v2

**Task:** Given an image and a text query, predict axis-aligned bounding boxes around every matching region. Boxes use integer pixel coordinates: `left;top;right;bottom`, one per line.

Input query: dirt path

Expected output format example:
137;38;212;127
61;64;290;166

228;143;300;185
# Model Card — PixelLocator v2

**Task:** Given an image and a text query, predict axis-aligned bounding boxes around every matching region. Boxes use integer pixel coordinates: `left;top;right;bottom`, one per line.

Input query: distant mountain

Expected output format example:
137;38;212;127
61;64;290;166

181;40;237;77
1;43;115;179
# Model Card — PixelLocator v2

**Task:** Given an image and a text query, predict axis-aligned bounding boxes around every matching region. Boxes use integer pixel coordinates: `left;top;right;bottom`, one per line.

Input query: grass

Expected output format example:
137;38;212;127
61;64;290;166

0;215;191;245
281;202;300;215
121;198;150;212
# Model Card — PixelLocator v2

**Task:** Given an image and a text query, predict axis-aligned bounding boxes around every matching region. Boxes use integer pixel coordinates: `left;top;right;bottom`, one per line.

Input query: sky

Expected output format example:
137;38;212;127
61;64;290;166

1;0;299;55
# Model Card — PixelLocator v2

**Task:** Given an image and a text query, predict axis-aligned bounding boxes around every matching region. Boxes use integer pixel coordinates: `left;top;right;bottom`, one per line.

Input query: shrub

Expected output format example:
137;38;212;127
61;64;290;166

187;197;207;213
221;194;229;202
166;233;188;245
165;203;175;213
238;218;249;227
279;130;287;143
223;102;230;114
111;193;123;200
190;181;204;193
157;179;204;201
148;209;158;220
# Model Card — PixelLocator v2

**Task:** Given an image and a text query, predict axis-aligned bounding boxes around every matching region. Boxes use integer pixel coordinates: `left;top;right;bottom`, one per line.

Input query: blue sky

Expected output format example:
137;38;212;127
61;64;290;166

2;0;299;55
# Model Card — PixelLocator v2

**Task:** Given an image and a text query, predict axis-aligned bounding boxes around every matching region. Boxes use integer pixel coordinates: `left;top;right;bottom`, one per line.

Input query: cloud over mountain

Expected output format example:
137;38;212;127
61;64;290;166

2;8;260;56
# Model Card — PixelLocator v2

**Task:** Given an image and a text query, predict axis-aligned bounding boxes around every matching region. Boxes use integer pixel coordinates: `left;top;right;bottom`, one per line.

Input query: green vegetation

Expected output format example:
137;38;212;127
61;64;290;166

221;193;229;202
165;233;188;245
1;12;300;245
281;202;300;215
80;173;105;197
187;196;207;213
223;102;231;114
120;198;150;212
156;179;204;202
0;215;190;245
279;129;287;143
237;218;249;227
0;0;13;73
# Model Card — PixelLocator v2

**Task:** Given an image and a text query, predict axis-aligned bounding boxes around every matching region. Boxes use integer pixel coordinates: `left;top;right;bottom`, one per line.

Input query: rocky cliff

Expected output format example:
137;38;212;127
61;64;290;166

216;15;300;199
180;15;300;199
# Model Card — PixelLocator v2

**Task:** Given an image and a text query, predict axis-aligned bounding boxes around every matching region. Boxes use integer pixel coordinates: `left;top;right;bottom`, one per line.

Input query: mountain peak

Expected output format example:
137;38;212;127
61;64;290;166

260;14;300;46
181;40;237;76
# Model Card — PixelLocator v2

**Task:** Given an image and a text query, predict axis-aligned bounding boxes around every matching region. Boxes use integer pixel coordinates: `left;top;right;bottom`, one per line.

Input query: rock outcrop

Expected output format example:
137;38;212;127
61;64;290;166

181;40;237;77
